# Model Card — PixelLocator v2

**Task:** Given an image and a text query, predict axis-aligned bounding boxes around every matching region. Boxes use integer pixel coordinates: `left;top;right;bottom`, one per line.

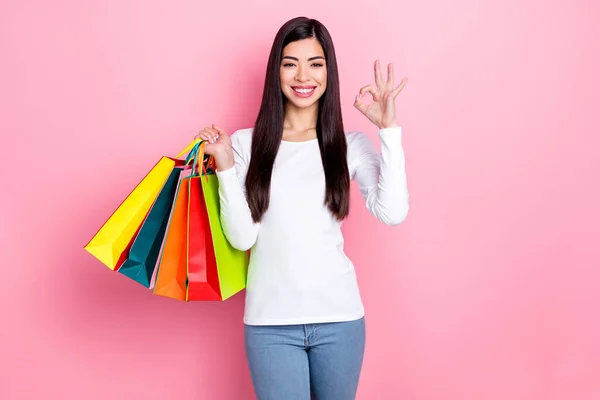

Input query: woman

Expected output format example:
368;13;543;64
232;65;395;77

195;16;409;400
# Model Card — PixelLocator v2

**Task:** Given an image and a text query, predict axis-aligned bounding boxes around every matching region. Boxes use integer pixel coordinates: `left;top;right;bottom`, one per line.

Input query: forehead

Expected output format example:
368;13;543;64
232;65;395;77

282;37;325;58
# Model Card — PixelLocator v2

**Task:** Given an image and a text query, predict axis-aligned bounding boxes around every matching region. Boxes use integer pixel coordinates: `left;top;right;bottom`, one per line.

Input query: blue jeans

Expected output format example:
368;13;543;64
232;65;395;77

244;317;366;400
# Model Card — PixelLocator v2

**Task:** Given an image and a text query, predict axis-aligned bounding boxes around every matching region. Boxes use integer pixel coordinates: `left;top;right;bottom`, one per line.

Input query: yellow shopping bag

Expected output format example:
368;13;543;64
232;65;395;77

84;140;200;270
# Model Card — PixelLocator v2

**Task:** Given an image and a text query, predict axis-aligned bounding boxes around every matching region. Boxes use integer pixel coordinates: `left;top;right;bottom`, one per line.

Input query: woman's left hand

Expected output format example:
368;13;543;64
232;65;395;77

354;60;407;129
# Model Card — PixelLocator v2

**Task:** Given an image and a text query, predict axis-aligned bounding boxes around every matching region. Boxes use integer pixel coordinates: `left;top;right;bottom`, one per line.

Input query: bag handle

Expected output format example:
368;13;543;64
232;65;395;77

186;140;215;180
176;139;201;159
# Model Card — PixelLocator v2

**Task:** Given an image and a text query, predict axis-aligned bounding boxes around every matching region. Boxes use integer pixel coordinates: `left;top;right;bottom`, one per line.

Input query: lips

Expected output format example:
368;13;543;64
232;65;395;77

291;86;317;98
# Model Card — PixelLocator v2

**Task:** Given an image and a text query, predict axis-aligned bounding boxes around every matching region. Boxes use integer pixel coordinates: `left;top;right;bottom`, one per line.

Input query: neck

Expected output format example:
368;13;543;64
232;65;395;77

283;101;319;132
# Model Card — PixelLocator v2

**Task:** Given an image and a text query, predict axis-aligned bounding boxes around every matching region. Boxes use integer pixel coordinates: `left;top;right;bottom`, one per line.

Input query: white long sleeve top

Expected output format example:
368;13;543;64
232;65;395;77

215;126;409;325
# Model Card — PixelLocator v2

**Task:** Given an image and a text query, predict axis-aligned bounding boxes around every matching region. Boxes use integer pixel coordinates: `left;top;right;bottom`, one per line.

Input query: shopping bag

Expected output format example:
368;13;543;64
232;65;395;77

200;173;248;300
153;141;248;301
152;170;190;301
186;174;222;300
84;140;200;270
117;167;184;287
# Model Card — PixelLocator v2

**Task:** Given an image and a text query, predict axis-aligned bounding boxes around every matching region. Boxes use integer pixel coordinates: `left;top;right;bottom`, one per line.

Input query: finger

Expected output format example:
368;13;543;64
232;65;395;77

195;134;211;143
212;125;228;143
387;63;394;89
205;127;219;137
374;60;383;87
195;129;215;144
392;77;408;97
212;124;227;136
359;84;377;99
195;130;210;140
354;93;368;115
204;126;220;143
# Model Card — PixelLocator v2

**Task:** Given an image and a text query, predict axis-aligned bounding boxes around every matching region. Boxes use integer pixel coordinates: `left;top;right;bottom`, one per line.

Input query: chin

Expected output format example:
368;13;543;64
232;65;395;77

289;99;319;109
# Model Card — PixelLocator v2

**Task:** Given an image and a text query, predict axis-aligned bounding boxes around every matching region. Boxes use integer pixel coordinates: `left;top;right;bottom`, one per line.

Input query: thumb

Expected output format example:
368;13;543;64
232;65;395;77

212;124;228;136
354;94;368;114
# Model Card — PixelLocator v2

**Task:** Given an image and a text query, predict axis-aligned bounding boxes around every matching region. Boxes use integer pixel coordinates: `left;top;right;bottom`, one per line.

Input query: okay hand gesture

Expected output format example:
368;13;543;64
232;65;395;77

354;60;407;129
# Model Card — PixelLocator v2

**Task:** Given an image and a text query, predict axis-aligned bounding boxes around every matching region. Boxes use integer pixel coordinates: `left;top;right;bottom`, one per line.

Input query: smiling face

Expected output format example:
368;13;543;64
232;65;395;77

279;37;327;110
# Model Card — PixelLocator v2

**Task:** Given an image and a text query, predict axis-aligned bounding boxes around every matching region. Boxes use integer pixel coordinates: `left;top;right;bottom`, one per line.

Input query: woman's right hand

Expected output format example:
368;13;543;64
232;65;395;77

194;124;235;171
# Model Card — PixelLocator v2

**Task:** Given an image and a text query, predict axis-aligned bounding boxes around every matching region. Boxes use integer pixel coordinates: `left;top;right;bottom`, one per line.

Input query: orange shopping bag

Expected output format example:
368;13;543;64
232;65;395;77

152;168;191;300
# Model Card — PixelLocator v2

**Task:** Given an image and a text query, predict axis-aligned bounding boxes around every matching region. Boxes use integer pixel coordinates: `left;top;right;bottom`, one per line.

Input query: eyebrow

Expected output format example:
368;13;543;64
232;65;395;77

282;56;325;61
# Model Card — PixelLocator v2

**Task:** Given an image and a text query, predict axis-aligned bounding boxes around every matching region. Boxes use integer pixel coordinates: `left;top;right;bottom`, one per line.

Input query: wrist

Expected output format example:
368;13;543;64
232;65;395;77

380;122;398;129
214;148;234;171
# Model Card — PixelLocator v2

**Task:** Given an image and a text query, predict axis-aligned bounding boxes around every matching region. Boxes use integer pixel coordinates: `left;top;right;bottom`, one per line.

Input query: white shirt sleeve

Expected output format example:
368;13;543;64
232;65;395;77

215;130;260;251
349;127;410;225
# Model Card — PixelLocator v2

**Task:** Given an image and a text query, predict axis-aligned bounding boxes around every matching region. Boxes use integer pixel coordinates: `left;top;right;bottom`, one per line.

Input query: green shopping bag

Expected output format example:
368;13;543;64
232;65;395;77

199;164;249;300
153;141;249;301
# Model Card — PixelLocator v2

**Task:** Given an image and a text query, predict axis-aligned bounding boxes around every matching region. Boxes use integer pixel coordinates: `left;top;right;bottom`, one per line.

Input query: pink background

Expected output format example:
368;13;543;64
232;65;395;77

1;0;599;399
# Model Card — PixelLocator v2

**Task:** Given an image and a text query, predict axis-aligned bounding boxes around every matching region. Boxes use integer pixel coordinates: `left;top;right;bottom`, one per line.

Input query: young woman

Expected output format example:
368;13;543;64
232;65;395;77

195;16;409;400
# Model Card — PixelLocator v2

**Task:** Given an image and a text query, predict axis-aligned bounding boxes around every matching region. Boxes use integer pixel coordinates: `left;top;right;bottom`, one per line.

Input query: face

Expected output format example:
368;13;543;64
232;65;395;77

279;37;327;109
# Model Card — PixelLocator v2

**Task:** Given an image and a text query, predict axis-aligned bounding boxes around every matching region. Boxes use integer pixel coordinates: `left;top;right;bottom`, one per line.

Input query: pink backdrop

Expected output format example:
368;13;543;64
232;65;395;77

1;1;599;399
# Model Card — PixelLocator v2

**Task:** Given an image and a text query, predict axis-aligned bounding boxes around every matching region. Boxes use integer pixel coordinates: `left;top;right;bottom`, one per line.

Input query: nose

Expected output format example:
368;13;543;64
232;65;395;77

295;65;309;82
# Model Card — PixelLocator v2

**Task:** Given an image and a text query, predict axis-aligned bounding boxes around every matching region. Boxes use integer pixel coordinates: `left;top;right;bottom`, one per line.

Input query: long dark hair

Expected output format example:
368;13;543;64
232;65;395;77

245;16;350;223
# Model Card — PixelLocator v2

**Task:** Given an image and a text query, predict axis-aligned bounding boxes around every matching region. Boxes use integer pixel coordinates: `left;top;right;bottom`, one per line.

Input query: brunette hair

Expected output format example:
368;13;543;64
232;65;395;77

245;16;349;223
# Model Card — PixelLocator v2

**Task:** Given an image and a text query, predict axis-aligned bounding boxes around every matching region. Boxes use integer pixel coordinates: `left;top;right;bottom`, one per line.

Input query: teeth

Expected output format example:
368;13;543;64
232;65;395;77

294;88;314;94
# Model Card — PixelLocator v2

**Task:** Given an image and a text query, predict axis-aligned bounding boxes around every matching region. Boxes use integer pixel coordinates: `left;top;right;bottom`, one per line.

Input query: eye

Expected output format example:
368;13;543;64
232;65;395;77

312;63;324;67
283;63;296;67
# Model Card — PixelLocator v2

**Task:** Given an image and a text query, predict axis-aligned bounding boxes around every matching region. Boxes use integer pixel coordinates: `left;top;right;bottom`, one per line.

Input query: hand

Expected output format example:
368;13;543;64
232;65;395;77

194;124;234;171
354;60;407;129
